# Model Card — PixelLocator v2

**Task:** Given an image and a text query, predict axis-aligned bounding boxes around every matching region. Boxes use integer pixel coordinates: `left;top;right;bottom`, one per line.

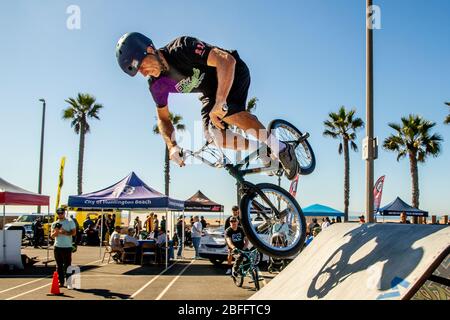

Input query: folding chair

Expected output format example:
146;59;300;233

102;245;123;264
121;243;137;264
141;242;157;265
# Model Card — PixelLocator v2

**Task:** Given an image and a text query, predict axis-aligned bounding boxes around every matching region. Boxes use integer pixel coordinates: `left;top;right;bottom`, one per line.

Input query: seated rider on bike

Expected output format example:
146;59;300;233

225;216;248;278
116;33;299;180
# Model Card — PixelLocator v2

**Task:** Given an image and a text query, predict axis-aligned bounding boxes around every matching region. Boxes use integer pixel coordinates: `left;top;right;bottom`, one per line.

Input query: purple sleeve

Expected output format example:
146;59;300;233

149;77;178;108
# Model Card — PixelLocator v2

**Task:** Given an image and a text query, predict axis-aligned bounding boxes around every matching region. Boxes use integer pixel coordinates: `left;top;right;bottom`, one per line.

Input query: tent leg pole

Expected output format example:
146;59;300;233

2;205;5;264
165;210;168;270
100;210;103;259
46;206;50;263
181;211;186;260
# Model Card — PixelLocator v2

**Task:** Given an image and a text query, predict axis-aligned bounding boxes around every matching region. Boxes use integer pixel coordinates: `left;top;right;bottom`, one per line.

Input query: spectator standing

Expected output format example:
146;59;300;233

200;216;208;229
70;215;80;245
160;215;166;233
176;216;184;258
110;214;116;234
153;214;159;235
51;207;76;287
191;216;203;259
307;218;319;235
321;218;331;230
83;216;94;230
225;206;240;230
133;216;142;238
400;212;411;224
32;217;44;248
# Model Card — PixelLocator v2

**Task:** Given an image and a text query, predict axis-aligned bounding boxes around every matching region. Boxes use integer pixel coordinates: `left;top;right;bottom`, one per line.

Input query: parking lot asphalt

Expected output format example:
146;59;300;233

0;246;274;300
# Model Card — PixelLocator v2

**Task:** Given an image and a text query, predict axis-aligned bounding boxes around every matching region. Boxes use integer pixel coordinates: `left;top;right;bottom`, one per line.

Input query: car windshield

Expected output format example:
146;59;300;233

16;215;38;223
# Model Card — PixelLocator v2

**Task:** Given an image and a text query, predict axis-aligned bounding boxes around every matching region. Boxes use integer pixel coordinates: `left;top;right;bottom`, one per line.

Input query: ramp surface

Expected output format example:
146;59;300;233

251;223;450;300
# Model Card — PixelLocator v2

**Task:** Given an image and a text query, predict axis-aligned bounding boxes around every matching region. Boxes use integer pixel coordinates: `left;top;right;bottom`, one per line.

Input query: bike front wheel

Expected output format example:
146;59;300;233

240;183;306;258
268;119;316;175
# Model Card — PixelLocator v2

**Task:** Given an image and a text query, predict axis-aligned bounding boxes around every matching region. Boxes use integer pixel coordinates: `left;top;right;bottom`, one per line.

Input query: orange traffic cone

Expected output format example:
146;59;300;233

50;271;61;295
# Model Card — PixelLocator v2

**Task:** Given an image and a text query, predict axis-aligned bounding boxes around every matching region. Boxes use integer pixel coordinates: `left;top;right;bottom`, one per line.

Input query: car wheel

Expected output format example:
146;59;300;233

209;258;225;266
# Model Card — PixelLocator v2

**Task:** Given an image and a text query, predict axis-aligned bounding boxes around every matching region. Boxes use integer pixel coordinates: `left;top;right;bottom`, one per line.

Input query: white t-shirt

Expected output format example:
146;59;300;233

191;221;203;238
321;221;331;229
110;231;121;247
124;234;139;246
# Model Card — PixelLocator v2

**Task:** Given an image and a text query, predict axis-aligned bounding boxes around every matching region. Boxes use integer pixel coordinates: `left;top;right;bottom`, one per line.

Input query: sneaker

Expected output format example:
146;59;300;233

278;143;299;180
225;269;232;275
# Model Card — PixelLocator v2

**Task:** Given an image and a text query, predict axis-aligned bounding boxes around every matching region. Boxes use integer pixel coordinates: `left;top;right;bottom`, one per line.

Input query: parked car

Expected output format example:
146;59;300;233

4;214;53;244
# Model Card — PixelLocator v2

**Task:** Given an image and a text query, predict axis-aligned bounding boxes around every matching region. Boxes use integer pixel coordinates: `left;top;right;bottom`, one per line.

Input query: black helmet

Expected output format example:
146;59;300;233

116;32;155;77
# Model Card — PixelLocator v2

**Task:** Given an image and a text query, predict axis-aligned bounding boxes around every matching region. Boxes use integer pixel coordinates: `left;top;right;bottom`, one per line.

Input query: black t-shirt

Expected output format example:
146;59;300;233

149;36;242;107
225;226;245;250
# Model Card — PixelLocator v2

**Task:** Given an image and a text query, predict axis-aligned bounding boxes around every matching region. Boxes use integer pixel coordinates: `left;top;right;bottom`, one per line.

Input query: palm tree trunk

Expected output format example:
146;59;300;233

77;121;86;195
164;146;170;196
343;139;350;222
409;152;419;224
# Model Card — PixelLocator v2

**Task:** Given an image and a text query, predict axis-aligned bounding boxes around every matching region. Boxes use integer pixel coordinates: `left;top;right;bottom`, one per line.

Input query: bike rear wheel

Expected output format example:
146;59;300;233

240;183;306;258
268;119;316;175
251;268;261;291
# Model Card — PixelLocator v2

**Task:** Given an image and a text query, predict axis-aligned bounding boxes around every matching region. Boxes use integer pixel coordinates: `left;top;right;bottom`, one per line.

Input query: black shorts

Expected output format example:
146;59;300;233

200;59;251;129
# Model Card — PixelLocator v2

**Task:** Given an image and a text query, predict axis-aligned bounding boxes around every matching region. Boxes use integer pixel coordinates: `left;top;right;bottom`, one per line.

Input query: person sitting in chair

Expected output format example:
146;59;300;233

109;225;123;262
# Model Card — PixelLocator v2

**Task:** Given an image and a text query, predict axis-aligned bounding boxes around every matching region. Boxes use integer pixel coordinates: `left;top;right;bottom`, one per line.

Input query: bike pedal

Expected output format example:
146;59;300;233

298;132;310;142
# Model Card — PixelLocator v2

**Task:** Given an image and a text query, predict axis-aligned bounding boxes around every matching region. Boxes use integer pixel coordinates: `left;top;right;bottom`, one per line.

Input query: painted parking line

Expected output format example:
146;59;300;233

156;260;195;300
129;262;178;299
4;259;103;300
0;276;51;294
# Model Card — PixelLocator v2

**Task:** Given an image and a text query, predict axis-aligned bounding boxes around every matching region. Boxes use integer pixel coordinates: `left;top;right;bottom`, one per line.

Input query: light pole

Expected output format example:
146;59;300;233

37;98;46;214
365;0;375;222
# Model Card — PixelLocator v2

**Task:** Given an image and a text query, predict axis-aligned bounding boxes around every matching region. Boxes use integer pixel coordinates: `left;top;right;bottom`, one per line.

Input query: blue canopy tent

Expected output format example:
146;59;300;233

68;172;184;267
302;204;344;217
377;197;428;217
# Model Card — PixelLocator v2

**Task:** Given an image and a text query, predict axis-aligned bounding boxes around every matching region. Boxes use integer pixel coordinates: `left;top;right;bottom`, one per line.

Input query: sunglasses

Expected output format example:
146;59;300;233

57;212;65;215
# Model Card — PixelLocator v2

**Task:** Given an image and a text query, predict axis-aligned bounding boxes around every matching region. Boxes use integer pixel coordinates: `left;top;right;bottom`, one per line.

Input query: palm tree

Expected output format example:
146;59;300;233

383;115;442;222
62;93;103;195
445;102;450;124
323;106;364;222
153;113;185;196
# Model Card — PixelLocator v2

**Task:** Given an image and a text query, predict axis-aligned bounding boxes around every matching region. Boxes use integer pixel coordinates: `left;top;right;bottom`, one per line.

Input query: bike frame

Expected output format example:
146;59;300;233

184;126;304;221
235;248;259;277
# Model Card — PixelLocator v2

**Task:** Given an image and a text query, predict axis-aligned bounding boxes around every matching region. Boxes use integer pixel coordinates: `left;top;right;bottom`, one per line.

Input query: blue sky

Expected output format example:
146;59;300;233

1;0;449;217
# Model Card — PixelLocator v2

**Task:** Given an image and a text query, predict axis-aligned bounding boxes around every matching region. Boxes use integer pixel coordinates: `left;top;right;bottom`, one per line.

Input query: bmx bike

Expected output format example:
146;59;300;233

232;248;263;291
183;119;316;258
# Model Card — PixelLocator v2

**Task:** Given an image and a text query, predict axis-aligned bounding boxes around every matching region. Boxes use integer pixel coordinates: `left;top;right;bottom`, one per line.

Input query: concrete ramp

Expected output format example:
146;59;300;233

251;223;450;300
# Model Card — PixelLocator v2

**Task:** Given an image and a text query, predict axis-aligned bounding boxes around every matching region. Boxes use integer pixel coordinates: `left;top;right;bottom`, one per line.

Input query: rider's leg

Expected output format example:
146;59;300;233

232;253;244;276
223;111;299;179
223;111;286;157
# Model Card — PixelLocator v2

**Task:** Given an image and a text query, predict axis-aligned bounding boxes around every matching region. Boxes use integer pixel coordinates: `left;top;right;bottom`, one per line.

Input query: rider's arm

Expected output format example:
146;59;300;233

156;105;177;150
207;48;236;107
243;237;249;249
225;236;235;250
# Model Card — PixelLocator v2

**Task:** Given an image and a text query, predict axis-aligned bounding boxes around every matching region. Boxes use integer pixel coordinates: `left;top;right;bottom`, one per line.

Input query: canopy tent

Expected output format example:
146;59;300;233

184;190;224;225
377;197;428;217
0;177;49;206
184;190;223;212
302;204;345;217
68;172;184;210
68;172;184;268
1;177;50;268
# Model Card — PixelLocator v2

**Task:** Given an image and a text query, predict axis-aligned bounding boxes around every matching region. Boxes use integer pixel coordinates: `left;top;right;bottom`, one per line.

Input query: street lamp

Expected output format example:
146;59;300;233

365;0;375;222
37;98;46;214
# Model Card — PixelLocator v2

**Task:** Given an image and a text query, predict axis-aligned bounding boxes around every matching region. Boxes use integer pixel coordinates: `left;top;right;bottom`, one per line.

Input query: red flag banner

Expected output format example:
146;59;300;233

373;175;386;212
289;174;299;197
